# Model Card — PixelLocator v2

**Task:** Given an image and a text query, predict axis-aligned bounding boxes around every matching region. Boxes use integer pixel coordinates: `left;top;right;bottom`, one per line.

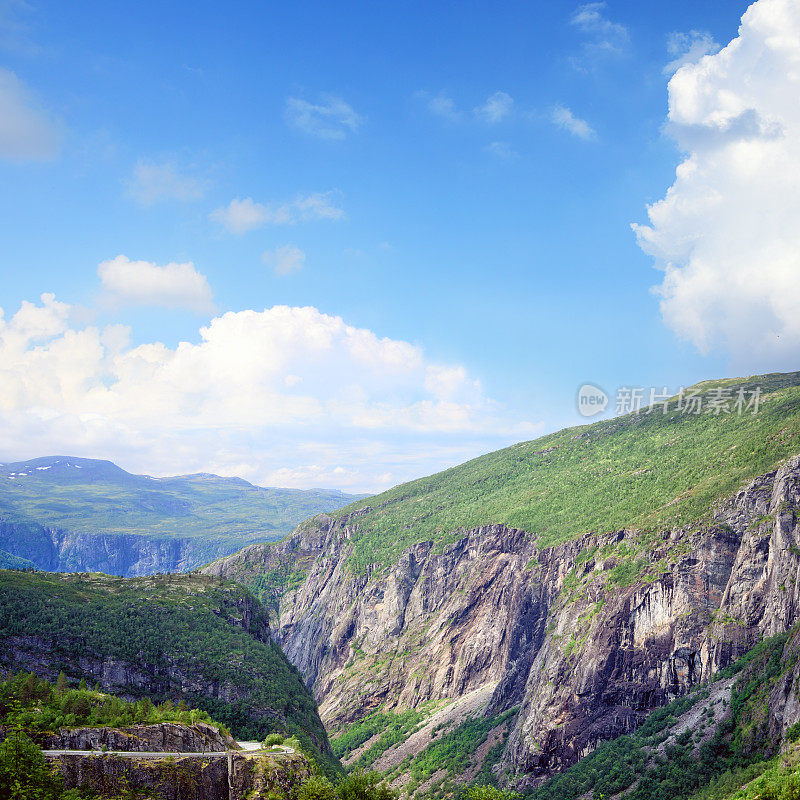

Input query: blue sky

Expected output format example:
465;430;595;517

2;0;797;491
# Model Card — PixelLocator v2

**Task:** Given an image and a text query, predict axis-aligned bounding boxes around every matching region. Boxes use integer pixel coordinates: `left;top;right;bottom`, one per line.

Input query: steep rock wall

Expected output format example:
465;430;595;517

50;750;312;800
204;457;800;786
0;521;241;576
0;722;235;753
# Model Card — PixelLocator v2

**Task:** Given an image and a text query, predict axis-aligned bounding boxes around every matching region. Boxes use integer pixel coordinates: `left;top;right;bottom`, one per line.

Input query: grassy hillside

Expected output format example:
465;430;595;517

0;455;365;554
333;372;800;569
0;570;338;774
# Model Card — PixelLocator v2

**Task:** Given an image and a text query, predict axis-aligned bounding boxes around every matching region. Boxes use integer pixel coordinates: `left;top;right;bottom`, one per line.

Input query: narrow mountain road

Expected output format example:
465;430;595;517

43;746;296;758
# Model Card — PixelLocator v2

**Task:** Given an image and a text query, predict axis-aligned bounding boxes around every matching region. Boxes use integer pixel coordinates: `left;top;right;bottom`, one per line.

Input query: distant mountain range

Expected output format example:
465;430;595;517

0;456;367;576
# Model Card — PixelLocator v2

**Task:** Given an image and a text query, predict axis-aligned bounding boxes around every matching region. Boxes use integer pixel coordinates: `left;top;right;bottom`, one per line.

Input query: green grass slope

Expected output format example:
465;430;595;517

333;372;800;569
0;570;338;774
0;455;366;551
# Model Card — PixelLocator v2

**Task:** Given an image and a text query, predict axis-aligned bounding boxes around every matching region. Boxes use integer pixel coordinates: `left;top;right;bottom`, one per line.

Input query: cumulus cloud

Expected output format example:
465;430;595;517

474;91;514;123
264;244;305;275
210;192;344;234
284;95;363;140
0;68;59;161
98;256;215;313
550;105;596;140
127;159;206;204
569;1;629;64
663;30;721;76
633;0;800;367
0;296;539;491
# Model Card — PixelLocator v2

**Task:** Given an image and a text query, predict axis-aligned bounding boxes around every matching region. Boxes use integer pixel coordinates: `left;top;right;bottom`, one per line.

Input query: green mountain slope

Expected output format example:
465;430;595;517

332;371;800;569
0;570;338;774
0;548;34;569
0;456;367;572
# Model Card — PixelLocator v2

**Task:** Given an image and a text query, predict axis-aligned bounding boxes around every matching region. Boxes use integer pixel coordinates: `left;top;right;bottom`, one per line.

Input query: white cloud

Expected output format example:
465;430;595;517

264;244;305;275
98;255;214;313
550;105;596;140
0;68;59;161
420;91;461;121
284;95;363;140
210;192;344;235
127;159;206;205
0;0;41;56
485;141;518;160
663;30;721;76
569;2;629;63
0;296;539;492
633;0;800;367
474;91;514;123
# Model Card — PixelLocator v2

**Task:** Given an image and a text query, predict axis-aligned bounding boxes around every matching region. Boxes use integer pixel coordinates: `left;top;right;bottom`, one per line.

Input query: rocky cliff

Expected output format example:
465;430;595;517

49;747;312;800
204;455;800;787
0;721;236;752
0;520;240;576
46;722;237;753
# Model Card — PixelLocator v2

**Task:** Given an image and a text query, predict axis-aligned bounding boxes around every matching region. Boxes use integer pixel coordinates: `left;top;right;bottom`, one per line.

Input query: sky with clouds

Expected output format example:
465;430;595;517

0;0;796;492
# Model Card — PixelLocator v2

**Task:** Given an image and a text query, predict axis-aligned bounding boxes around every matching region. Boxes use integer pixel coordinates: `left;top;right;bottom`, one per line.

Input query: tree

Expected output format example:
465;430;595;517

55;673;68;694
295;776;339;800
337;771;397;800
0;729;64;800
464;786;520;800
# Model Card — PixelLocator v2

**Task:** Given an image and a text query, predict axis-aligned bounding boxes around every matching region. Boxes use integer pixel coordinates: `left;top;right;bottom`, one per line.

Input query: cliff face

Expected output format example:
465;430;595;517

0;721;236;753
0;521;237;576
50;748;312;800
43;722;237;753
204;456;800;786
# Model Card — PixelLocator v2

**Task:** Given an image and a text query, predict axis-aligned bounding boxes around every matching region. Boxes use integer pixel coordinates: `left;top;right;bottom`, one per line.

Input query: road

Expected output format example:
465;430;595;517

43;745;296;758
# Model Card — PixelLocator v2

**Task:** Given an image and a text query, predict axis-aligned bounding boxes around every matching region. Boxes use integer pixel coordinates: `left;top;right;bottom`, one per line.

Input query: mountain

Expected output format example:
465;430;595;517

202;370;800;794
0;569;339;776
0;456;367;575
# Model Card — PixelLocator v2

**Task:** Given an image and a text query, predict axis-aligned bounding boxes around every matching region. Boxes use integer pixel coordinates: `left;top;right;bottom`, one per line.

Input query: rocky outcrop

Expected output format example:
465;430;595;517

50;749;313;800
0;521;239;576
204;456;800;787
41;722;237;753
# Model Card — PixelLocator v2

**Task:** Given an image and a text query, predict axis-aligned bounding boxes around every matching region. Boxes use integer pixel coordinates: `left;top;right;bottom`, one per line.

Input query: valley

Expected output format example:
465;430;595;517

7;372;800;799
202;372;800;795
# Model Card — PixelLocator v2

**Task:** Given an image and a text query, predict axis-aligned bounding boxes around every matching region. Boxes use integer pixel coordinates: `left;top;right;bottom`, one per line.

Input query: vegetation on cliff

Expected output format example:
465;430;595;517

0;670;226;736
331;705;517;800
0;570;337;774
515;626;800;800
329;371;800;569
